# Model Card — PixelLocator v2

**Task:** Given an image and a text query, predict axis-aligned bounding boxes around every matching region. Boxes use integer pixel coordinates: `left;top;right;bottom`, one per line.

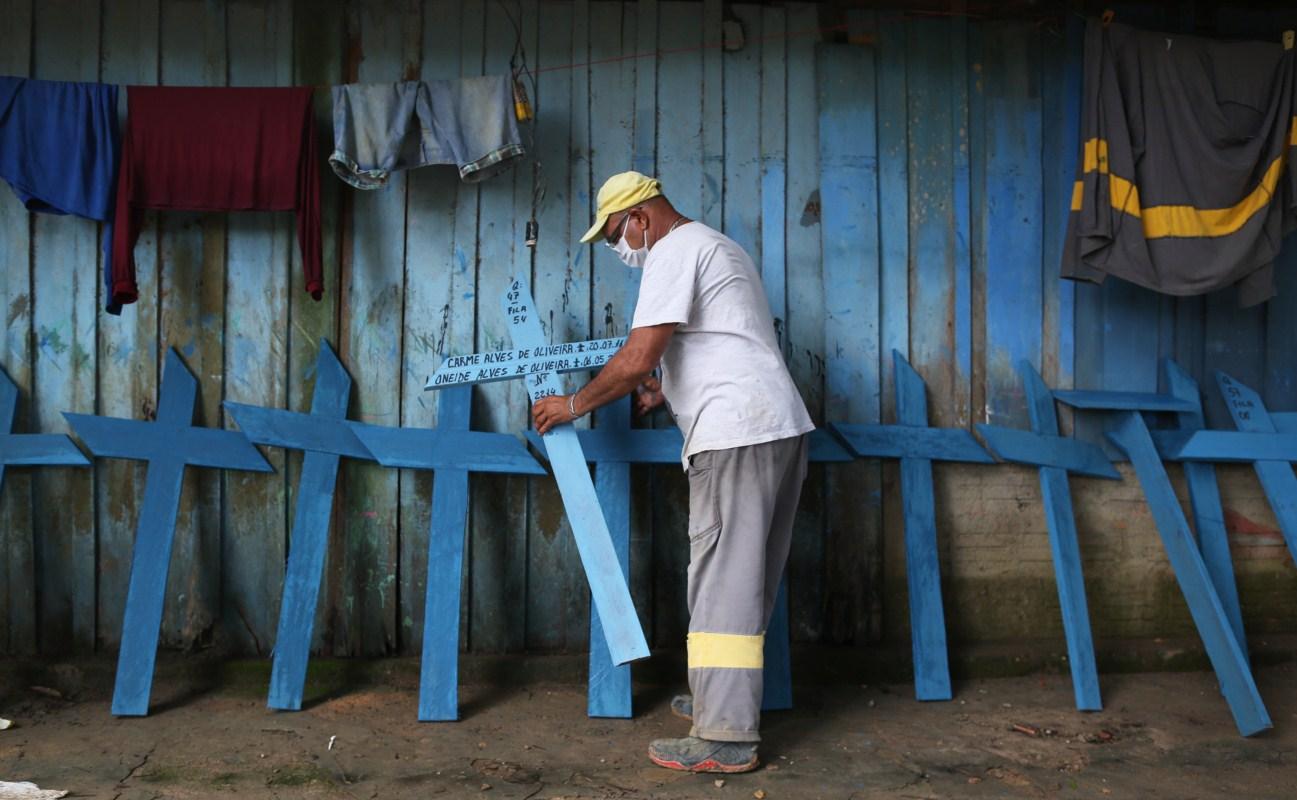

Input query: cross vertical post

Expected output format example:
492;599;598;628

224;340;372;711
831;351;994;701
976;361;1118;711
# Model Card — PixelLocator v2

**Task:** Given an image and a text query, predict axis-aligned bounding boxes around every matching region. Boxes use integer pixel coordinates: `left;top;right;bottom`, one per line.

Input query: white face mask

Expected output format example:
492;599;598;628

608;213;650;268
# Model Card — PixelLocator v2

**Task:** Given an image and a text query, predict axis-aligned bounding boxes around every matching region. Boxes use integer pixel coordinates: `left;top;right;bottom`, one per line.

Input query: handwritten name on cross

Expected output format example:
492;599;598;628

831;351;994;702
64;348;272;717
498;278;650;665
426;337;626;390
1;365;89;490
1054;387;1270;737
1157;372;1297;567
975;361;1118;712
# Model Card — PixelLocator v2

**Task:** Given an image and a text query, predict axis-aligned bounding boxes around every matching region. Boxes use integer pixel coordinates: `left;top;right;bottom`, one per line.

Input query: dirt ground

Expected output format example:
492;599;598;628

1;657;1295;799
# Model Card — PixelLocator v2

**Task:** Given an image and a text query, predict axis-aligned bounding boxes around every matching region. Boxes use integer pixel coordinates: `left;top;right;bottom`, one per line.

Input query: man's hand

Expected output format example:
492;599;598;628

532;394;576;436
634;376;665;416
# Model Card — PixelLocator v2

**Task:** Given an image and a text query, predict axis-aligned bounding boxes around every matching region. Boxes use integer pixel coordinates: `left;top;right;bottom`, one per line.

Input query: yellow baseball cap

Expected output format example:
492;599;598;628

580;171;663;243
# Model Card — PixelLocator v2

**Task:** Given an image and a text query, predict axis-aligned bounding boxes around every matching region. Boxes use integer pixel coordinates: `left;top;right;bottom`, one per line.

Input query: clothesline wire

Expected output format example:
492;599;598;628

496;0;547;234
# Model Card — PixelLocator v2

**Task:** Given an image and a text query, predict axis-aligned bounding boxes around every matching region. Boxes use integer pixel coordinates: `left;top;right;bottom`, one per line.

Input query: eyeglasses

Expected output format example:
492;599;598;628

605;211;632;247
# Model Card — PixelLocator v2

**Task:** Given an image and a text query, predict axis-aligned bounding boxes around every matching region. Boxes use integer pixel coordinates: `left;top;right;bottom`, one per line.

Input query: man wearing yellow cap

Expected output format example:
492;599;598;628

532;171;814;773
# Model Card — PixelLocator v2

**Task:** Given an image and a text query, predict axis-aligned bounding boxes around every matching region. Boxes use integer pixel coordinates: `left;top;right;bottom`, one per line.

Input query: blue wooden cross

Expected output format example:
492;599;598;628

223;340;379;712
348;385;545;722
1149;360;1248;655
1155;371;1297;569
64;348;273;716
830;351;994;702
526;401;854;717
975;361;1117;712
1054;387;1271;737
1;365;90;487
494;278;650;667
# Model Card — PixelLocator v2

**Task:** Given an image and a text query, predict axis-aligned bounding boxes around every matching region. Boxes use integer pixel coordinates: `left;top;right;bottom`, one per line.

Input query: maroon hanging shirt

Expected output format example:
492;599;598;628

111;86;322;308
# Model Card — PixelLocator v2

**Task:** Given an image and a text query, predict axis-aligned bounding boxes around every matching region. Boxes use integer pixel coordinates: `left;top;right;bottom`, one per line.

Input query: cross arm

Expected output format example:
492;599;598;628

831;422;994;464
63;413;163;460
976;424;1119;479
526;428;682;464
0;434;91;467
350;422;545;475
224;402;373;460
1152;430;1297;463
1053;390;1196;413
182;428;274;471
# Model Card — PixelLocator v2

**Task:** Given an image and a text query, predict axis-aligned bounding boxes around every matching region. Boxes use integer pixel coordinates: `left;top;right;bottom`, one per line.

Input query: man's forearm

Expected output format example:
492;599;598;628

570;350;653;416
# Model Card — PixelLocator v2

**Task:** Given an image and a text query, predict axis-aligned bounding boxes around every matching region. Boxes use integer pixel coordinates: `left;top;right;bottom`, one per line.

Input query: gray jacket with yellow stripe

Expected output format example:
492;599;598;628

1063;18;1297;308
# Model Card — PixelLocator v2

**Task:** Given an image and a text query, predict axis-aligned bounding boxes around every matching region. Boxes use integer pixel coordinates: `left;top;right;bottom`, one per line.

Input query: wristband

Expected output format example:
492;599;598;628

567;393;581;419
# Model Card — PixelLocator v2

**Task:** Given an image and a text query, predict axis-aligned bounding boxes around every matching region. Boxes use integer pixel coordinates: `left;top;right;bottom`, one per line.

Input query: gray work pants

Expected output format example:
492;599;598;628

685;434;808;743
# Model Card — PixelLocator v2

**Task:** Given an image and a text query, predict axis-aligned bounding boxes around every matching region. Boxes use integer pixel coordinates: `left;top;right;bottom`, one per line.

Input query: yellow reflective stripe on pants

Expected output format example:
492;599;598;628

687;632;764;670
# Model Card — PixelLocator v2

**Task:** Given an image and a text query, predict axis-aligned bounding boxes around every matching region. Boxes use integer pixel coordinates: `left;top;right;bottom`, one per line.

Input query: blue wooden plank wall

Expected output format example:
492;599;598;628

3;0;1297;657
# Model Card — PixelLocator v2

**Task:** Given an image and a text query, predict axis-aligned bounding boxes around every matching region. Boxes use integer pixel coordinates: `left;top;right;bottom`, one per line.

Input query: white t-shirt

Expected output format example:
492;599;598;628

631;221;815;469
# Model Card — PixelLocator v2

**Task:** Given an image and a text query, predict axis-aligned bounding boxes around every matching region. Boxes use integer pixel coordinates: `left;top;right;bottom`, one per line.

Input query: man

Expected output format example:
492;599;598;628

531;171;814;774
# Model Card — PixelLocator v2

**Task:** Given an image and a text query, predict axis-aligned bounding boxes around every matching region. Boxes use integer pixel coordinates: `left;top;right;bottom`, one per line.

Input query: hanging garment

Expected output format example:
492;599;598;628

330;75;525;189
1063;19;1297;307
111;86;321;309
0;77;122;313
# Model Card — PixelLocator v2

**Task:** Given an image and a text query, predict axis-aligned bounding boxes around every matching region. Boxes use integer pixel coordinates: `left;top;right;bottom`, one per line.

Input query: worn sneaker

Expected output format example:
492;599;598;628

648;736;759;773
670;694;693;721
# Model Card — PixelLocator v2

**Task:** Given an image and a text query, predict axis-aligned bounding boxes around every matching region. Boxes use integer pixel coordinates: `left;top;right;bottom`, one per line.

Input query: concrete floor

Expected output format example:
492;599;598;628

1;657;1295;799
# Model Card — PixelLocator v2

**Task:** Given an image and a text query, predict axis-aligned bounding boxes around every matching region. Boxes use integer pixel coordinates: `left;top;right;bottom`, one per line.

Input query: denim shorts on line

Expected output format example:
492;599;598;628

329;75;524;189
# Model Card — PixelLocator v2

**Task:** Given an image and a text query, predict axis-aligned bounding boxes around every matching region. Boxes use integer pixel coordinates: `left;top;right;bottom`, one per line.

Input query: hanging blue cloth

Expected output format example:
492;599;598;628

0;77;122;313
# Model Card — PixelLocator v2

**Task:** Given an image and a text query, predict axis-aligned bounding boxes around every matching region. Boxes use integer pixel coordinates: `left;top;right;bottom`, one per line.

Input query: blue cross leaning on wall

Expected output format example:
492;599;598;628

64;349;273;717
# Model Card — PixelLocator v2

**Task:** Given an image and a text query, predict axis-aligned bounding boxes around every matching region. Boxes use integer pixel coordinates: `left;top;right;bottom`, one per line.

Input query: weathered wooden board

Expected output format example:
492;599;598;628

222;0;292;658
0;0;35;657
524;0;592;656
982;21;1043;428
30;0;100;655
291;0;344;658
97;0;160;654
157;0;228;653
784;3;829;645
819;37;882;647
331;0;418;658
466;0;531;656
